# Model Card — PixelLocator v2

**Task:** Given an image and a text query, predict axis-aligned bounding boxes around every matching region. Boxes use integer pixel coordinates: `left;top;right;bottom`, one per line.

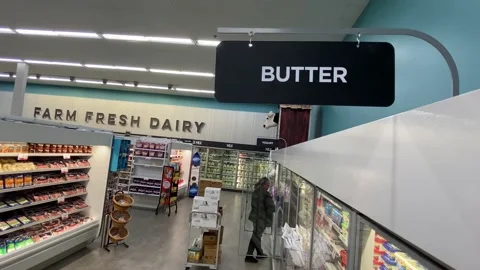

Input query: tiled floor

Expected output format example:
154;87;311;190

46;191;271;270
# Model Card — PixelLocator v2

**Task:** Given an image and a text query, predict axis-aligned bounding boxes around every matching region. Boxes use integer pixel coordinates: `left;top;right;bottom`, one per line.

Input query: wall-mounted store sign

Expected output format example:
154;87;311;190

32;107;206;134
256;138;280;150
215;41;395;107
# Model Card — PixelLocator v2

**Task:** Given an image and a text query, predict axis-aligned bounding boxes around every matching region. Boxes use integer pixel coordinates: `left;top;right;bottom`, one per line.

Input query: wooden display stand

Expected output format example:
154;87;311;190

104;191;134;251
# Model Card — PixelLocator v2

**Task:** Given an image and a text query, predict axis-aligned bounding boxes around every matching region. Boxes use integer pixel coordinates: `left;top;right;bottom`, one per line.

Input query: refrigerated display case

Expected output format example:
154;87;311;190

197;147;269;190
270;164;448;270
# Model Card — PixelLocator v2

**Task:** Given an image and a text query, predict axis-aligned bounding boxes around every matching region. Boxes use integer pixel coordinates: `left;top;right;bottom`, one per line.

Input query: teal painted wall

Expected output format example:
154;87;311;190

0;82;277;113
321;0;480;135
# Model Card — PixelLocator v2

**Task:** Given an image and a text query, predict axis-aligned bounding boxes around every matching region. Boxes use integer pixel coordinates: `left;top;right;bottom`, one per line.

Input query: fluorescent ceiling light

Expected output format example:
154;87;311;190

16;29;99;39
54;31;99;38
28;76;38;79
85;64;146;72
25;59;83;67
0;28;14;34
137;84;169;90
124;83;136;87
106;81;124;86
176;87;214;94
197;40;220;47
148;36;193;45
16;29;57;36
75;79;103;85
149;69;214;77
0;58;22;62
39;76;71;82
103;33;193;45
0;73;10;78
102;34;147;41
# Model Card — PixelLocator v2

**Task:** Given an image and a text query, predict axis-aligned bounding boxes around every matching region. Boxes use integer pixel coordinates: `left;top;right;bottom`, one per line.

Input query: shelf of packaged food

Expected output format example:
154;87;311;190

132;155;166;160
0;192;88;214
0;218;98;265
130;183;160;189
134;148;167;152
131;163;164;168
318;208;348;247
0;166;91;176
0;179;89;194
0;206;90;237
0;153;93;158
127;191;159;197
130;175;163;181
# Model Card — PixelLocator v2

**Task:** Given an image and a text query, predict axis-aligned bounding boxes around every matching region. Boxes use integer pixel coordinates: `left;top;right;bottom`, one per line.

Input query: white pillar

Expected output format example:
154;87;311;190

11;63;29;116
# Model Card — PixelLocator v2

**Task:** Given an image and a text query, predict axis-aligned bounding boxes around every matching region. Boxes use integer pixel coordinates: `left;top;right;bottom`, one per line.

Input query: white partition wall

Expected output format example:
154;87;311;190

271;90;480;270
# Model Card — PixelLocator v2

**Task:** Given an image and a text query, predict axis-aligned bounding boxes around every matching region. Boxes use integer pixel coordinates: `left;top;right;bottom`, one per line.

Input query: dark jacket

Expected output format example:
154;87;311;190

248;183;275;230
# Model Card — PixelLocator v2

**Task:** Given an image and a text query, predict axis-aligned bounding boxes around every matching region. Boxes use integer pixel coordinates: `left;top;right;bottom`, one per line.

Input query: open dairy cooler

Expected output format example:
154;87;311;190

272;164;449;270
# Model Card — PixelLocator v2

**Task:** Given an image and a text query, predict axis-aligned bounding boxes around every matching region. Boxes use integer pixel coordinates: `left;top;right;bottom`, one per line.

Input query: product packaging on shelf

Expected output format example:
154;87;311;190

204;187;221;201
192;196;219;213
191;212;218;228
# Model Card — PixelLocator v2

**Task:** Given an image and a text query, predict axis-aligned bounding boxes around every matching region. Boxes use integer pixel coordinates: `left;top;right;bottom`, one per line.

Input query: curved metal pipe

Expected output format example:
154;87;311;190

217;27;459;97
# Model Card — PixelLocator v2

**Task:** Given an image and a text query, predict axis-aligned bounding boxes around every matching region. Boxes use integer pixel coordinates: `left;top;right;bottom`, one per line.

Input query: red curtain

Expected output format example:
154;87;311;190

279;107;310;148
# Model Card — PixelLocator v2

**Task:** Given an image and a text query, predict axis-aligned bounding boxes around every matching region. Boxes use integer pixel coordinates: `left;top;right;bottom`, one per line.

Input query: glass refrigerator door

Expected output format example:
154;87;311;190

198;147;208;179
205;148;224;179
220;150;238;189
357;218;442;270
312;190;350;270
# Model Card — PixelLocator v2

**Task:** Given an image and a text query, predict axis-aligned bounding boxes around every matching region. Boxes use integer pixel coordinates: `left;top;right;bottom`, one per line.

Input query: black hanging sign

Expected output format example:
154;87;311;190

214;41;395;107
256;138;280;149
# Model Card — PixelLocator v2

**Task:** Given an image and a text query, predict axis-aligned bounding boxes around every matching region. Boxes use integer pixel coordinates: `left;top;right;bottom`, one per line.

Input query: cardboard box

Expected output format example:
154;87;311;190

202;227;224;245
192;196;219;213
204;187;221;200
203;254;221;265
191;212;218;228
203;245;221;257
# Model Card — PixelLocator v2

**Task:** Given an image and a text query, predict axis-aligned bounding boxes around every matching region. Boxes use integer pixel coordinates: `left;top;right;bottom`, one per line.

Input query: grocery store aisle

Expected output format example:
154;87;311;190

46;191;270;270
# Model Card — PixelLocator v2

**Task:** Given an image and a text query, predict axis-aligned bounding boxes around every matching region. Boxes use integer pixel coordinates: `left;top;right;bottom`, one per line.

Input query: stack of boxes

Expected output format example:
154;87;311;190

198;179;222;196
191;186;223;265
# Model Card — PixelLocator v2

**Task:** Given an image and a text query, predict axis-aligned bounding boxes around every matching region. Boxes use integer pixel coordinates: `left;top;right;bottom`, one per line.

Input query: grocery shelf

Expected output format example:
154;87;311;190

0;192;88;214
130;183;160;188
0;179;89;194
134;148;166;152
0;206;90;237
0;166;91;176
0;153;92;158
127;191;159;197
131;163;164;168
132;155;166;160
130;175;162;181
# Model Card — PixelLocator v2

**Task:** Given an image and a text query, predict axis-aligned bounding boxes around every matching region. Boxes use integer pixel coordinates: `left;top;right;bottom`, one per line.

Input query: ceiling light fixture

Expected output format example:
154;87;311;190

149;69;214;77
85;64;147;72
39;76;71;82
103;33;193;45
54;31;100;38
176;87;215;94
0;58;22;63
16;29;99;39
25;59;83;67
106;81;124;86
0;28;14;34
75;79;103;85
137;84;169;90
16;29;57;36
28;75;38;79
197;40;221;47
124;83;136;87
0;73;10;78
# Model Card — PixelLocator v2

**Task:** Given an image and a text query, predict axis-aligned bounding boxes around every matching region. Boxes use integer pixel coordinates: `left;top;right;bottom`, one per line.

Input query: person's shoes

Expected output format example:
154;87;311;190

256;253;268;259
245;256;259;263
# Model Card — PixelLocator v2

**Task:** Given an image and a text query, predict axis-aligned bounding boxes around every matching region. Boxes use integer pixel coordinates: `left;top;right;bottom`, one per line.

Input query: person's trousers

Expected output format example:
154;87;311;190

247;224;265;255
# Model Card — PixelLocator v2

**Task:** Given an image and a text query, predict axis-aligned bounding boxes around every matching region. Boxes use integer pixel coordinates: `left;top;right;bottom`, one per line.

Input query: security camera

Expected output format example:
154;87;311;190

134;81;139;87
168;84;173;90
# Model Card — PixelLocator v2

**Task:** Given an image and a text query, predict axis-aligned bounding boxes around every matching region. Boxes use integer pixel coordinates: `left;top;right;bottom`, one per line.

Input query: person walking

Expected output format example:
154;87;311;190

245;177;275;263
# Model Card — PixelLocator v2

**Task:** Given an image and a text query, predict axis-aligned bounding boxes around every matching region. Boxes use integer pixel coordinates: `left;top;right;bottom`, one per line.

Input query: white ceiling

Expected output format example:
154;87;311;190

0;0;369;98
